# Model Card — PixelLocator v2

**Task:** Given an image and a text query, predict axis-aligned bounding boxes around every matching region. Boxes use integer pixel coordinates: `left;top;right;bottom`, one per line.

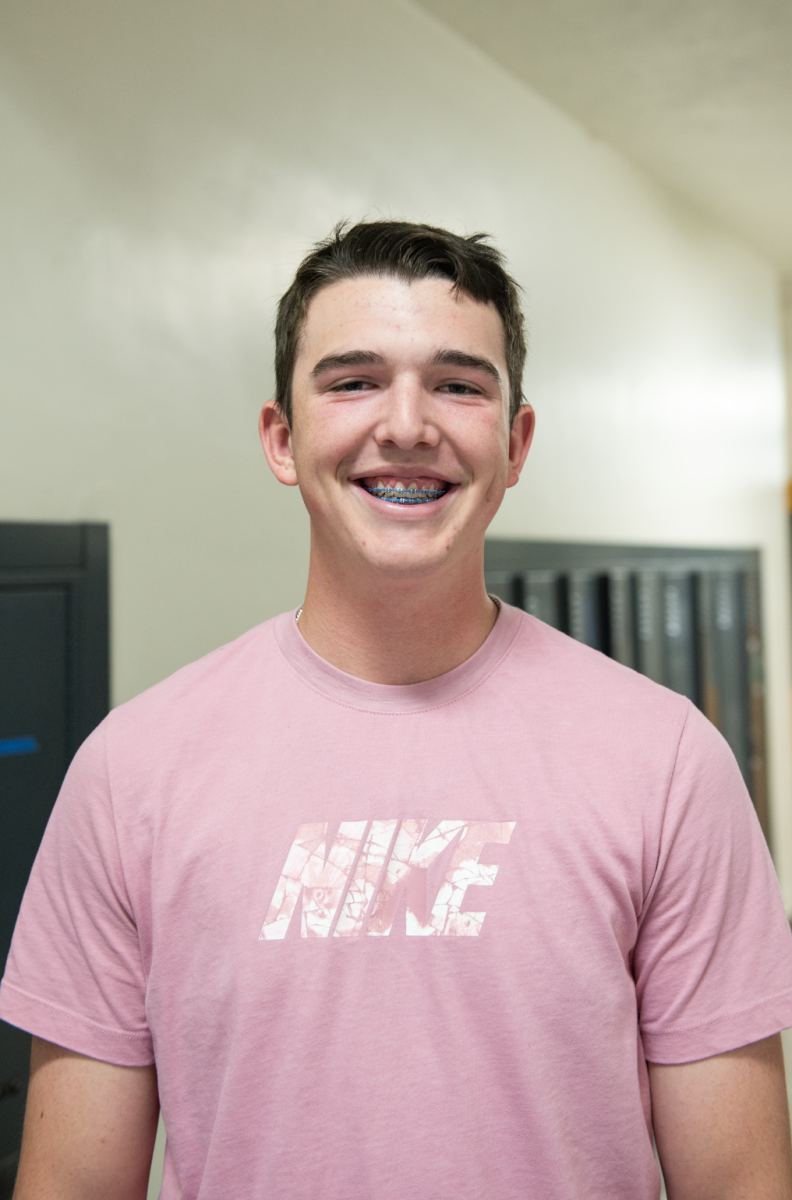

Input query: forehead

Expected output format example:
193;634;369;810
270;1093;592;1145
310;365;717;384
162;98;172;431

296;274;506;366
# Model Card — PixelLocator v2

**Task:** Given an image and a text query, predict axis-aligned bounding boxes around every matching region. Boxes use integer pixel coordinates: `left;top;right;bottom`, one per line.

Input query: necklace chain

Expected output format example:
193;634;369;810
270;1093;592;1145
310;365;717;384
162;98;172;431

295;596;498;625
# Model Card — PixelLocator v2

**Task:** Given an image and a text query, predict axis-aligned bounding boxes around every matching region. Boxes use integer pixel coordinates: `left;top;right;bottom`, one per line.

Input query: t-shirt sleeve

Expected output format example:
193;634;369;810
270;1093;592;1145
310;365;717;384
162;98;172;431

635;701;792;1064
0;721;153;1066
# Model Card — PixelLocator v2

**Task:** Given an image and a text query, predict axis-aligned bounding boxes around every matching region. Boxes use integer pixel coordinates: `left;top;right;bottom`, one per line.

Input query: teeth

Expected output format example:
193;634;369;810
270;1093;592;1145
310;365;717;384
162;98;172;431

362;477;449;504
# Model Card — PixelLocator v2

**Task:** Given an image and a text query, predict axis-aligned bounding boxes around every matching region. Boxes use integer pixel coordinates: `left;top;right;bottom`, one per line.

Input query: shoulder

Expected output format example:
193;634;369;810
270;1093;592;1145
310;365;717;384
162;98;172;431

506;609;691;727
90;614;293;780
113;615;281;718
494;609;735;802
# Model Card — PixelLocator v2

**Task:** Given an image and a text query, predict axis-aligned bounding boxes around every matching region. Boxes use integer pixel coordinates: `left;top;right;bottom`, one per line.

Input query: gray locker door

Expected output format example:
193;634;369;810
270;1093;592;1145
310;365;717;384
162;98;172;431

0;589;69;1190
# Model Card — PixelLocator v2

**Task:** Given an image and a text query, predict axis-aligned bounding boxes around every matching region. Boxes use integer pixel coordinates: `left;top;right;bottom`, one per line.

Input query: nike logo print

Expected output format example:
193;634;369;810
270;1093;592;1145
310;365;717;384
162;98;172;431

260;819;515;940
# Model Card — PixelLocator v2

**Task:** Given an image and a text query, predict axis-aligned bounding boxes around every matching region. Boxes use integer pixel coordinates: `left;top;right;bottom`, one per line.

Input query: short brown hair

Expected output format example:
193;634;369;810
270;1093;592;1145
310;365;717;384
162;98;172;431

274;220;527;425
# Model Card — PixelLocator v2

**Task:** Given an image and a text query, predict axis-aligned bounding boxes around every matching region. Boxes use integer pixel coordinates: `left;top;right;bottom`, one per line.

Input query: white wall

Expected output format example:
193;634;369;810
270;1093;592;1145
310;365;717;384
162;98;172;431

783;280;792;477
1;0;790;895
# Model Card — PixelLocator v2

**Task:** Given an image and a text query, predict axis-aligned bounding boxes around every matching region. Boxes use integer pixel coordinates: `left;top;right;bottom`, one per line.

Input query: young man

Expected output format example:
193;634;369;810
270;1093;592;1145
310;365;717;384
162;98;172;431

3;220;792;1200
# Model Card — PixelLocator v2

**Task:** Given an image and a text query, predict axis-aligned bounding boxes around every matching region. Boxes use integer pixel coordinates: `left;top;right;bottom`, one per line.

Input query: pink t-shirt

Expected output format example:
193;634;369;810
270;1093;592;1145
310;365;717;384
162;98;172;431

3;603;792;1199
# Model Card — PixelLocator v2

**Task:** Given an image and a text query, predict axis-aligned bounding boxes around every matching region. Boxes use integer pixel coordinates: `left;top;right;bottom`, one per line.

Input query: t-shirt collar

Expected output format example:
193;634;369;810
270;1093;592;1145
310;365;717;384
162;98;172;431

273;599;523;714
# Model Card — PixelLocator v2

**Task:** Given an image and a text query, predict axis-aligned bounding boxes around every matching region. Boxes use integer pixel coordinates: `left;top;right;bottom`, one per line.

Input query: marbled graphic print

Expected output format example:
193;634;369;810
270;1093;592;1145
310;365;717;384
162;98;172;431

425;821;516;936
367;819;464;936
334;819;399;937
260;821;366;939
260;820;515;940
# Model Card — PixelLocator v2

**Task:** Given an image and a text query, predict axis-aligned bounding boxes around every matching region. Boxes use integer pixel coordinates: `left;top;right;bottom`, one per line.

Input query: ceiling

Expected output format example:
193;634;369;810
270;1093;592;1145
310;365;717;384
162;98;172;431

415;0;792;275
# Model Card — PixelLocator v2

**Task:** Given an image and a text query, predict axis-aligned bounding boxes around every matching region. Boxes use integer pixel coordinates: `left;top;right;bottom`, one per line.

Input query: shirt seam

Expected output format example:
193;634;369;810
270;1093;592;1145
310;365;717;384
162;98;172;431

1;980;151;1042
102;721;148;982
636;697;694;923
642;985;792;1037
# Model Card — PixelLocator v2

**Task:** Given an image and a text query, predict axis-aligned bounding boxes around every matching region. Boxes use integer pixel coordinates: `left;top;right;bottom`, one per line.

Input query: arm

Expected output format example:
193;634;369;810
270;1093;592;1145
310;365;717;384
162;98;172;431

13;1036;159;1200
649;1033;792;1200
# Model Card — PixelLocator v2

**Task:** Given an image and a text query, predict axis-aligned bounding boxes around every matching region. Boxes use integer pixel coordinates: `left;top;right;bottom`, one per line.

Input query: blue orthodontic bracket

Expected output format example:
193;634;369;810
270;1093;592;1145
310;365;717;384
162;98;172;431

365;487;447;505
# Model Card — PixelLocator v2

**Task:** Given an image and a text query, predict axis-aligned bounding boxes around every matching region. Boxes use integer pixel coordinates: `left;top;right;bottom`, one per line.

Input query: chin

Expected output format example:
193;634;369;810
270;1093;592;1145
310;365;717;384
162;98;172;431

356;540;461;580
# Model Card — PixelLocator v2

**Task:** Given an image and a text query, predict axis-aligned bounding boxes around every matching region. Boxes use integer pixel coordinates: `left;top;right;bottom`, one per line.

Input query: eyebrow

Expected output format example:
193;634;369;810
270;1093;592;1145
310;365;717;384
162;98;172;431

429;349;501;384
309;347;502;384
311;351;385;378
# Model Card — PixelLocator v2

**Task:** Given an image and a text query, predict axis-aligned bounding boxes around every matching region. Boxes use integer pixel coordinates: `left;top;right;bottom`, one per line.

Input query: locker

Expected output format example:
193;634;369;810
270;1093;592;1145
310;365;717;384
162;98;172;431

0;523;108;1197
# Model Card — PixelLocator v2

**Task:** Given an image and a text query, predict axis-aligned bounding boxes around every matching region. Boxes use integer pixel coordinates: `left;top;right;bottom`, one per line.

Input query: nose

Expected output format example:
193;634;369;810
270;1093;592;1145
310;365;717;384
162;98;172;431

374;374;440;450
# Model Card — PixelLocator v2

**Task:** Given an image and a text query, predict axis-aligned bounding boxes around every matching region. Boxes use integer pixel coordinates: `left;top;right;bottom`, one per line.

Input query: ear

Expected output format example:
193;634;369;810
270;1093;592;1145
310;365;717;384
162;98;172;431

506;405;535;488
259;400;298;487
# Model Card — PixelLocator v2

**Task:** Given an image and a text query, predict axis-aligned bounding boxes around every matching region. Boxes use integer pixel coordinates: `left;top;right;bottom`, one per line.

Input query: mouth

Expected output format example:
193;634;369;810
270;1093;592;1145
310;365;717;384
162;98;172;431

355;475;452;505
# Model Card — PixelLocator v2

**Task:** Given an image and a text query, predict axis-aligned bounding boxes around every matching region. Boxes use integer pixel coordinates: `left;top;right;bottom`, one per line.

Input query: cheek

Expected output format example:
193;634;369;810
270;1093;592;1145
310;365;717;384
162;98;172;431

454;412;510;473
302;408;370;471
291;419;340;480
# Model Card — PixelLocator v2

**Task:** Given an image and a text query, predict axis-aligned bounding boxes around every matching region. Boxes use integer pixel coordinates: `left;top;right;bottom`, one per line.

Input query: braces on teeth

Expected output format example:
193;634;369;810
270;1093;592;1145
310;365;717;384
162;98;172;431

365;483;448;504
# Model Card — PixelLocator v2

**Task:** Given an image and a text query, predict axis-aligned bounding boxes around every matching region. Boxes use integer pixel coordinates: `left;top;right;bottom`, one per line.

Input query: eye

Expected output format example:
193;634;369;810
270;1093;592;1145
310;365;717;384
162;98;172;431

439;381;483;396
328;378;375;394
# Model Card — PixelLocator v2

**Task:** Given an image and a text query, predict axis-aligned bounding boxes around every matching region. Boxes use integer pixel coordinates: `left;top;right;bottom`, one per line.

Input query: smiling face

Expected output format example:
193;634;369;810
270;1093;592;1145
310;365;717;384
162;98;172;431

260;274;534;586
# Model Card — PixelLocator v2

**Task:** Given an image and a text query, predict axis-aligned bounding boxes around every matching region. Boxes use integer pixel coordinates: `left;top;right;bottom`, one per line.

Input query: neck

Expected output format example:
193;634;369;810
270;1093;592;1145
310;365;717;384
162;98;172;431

296;543;498;685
